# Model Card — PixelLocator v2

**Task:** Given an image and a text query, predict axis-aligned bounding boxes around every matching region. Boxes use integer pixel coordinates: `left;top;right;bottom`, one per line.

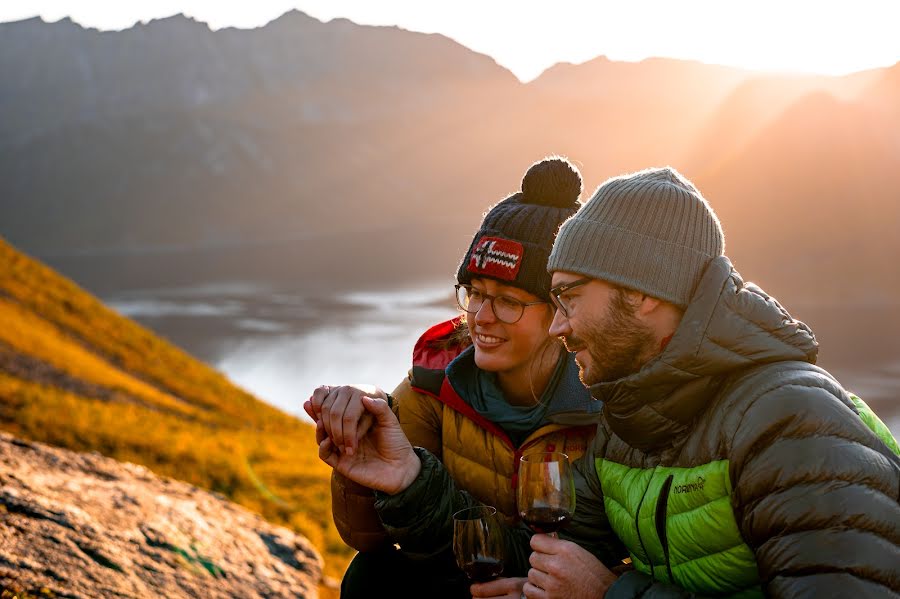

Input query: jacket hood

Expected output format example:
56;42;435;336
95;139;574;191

591;256;818;451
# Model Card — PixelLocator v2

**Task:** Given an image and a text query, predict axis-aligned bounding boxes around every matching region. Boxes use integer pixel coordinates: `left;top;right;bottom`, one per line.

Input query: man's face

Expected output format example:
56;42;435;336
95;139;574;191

549;272;656;386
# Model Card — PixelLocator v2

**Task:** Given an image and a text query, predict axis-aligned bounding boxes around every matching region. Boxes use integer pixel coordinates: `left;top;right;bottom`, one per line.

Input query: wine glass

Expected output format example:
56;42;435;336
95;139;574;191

452;506;505;583
517;452;575;537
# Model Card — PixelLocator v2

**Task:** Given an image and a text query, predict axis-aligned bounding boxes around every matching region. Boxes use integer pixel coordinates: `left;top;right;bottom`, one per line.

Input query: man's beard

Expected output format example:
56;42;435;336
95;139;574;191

565;289;657;387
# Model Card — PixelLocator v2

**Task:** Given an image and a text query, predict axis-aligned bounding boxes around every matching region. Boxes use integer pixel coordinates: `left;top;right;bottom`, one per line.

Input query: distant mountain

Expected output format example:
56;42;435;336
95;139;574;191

0;237;351;584
0;11;515;143
698;64;900;305
0;12;520;261
527;57;756;173
683;68;881;176
1;11;899;308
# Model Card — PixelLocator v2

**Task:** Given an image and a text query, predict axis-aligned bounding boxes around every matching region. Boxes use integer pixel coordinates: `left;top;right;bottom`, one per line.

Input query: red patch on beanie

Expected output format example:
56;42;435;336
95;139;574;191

468;236;524;281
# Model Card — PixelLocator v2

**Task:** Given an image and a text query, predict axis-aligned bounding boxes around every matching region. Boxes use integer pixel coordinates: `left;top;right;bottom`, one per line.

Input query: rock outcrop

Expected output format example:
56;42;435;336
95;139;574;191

0;433;323;598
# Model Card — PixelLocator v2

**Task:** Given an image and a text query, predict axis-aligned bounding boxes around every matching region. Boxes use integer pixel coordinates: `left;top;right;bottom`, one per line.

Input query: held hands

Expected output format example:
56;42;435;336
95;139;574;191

524;534;617;599
305;384;385;456
304;387;420;495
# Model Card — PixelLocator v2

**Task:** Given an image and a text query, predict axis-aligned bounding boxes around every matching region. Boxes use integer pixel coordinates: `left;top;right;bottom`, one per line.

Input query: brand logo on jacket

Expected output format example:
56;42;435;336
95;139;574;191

673;475;706;494
469;236;523;281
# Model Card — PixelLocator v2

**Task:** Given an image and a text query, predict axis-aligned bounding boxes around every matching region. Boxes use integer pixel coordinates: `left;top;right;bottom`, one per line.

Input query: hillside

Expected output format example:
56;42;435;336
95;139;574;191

0;237;350;585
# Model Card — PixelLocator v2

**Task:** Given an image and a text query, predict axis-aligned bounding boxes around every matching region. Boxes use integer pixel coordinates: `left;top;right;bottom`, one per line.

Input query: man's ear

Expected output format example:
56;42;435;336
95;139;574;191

620;288;665;319
635;294;663;318
619;288;643;311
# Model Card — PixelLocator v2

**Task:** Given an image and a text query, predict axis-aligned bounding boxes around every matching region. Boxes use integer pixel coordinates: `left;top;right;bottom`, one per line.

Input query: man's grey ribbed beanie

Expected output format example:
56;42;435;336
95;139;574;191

547;167;724;308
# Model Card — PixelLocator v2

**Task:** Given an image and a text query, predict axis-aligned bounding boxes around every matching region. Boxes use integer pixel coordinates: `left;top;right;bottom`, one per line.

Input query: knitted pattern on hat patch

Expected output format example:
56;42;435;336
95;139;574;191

468;237;523;281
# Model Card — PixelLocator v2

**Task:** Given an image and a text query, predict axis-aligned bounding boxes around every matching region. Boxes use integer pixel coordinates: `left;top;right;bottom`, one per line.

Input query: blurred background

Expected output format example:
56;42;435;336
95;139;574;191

2;0;899;433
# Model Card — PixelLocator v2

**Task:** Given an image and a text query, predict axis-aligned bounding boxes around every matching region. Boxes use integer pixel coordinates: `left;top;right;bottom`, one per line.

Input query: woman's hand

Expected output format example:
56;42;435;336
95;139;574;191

470;576;527;598
309;395;420;495
306;384;386;455
524;534;617;598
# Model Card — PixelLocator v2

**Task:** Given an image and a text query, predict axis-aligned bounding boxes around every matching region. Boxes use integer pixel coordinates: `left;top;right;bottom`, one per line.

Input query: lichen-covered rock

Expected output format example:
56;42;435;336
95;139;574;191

0;433;322;598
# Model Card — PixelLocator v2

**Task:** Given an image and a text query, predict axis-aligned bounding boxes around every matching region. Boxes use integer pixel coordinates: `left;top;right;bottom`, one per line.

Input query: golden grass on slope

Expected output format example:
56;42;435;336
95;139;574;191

0;299;203;420
0;239;355;581
0;239;288;430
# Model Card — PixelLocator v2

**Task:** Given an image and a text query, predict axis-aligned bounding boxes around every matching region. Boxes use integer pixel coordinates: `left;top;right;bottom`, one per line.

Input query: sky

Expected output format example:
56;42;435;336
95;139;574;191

3;1;900;81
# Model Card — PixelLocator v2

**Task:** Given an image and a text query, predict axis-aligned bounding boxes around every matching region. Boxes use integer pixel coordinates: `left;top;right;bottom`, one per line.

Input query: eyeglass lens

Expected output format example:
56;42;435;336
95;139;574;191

456;286;524;324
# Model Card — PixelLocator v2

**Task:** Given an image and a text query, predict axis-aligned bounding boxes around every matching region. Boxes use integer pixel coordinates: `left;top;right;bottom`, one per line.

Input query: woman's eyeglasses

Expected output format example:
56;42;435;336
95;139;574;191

455;284;546;324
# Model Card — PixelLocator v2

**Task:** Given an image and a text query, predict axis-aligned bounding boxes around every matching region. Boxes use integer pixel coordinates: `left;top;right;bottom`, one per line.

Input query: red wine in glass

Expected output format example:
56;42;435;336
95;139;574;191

462;556;504;582
453;506;505;582
517;452;575;538
522;506;571;534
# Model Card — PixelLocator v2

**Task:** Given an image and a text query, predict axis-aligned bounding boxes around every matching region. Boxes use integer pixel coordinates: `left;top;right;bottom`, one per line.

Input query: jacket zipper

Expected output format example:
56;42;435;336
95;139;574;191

512;447;523;498
656;475;675;583
633;480;655;580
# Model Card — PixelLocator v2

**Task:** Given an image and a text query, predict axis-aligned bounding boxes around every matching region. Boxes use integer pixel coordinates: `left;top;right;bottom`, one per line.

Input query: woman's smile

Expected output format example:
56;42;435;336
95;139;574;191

474;331;506;349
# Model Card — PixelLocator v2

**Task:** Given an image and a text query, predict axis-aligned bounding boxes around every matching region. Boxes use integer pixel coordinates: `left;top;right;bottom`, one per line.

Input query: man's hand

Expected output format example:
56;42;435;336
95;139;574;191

525;534;617;599
306;395;420;495
470;576;527;598
306;384;386;455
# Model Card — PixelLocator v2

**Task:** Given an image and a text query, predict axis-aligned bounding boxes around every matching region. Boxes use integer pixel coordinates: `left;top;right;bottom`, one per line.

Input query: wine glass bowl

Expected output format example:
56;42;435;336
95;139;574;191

517;452;575;536
452;505;505;583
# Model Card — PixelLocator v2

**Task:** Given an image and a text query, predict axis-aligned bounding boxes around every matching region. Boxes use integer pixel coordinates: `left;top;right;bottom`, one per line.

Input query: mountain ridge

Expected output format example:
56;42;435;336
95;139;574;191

1;12;898;328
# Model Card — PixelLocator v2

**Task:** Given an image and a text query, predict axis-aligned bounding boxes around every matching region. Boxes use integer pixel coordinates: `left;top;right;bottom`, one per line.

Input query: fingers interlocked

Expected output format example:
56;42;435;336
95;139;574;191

308;384;379;456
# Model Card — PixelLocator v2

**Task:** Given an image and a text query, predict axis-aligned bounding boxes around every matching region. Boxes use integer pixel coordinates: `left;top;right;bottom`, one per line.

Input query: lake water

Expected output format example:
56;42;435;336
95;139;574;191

104;282;900;437
107;281;458;417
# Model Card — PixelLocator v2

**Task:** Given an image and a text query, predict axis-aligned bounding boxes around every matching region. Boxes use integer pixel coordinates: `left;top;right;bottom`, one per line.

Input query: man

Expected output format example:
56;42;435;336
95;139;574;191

522;166;900;597
311;167;899;598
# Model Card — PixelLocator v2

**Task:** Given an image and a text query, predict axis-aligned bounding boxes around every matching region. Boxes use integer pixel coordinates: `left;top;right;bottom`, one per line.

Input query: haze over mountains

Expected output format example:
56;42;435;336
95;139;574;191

2;9;899;308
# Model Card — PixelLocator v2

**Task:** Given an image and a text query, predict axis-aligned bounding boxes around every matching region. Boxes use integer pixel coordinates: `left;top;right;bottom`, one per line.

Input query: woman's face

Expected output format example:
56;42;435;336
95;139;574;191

464;278;554;379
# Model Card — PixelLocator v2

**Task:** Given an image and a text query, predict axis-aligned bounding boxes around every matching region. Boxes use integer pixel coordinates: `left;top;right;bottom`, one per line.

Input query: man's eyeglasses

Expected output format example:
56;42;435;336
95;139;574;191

549;277;593;318
454;284;546;324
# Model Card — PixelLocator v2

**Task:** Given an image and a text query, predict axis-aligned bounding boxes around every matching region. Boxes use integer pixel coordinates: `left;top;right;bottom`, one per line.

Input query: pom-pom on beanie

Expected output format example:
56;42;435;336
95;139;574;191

457;157;582;301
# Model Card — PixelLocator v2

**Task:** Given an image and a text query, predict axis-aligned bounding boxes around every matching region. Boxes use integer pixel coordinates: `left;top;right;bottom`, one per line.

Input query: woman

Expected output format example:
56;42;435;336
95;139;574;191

307;157;601;598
